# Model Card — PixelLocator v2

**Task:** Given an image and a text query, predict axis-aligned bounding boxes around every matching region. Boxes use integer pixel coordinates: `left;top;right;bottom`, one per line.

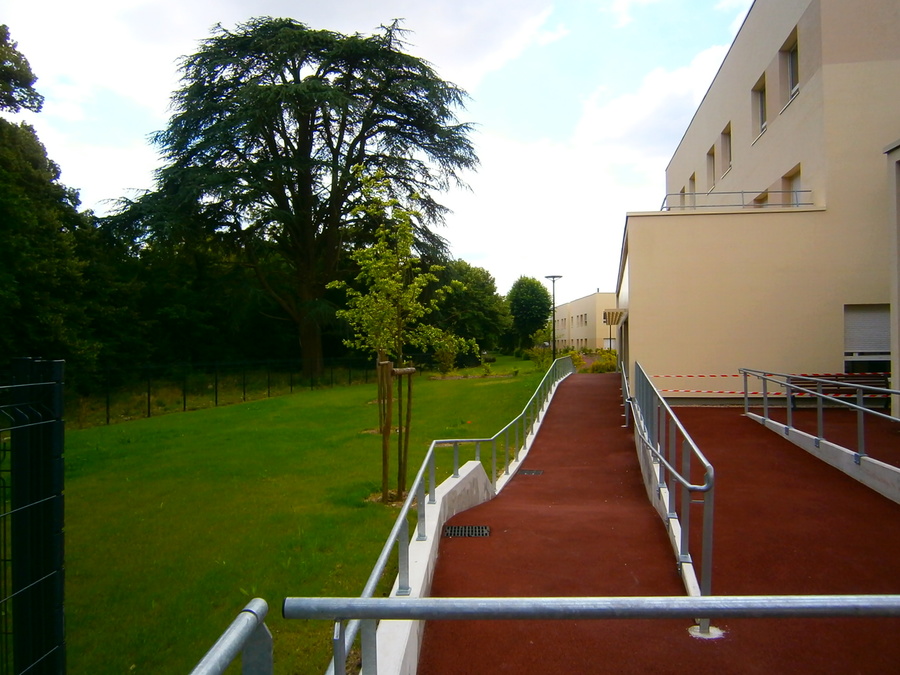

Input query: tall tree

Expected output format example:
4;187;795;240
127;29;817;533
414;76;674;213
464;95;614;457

433;260;511;351
0;24;43;113
116;17;477;378
506;276;552;350
0;26;98;370
330;170;475;500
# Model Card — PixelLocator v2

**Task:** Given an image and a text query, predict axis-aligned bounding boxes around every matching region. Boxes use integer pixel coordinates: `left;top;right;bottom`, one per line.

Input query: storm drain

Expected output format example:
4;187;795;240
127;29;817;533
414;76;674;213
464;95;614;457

443;525;490;538
520;469;544;475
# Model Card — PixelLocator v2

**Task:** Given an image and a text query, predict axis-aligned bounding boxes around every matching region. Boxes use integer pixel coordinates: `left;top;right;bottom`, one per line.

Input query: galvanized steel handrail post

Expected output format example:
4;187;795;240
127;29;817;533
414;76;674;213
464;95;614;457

857;389;866;459
313;357;574;675
190;598;273;675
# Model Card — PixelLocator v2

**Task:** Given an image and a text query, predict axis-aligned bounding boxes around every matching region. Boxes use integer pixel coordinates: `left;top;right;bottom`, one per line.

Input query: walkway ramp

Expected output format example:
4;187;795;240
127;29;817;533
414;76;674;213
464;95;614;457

418;373;900;673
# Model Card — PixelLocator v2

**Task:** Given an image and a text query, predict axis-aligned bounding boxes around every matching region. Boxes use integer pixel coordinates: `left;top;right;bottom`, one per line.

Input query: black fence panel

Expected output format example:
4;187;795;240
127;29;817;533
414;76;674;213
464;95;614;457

66;357;408;428
1;358;66;675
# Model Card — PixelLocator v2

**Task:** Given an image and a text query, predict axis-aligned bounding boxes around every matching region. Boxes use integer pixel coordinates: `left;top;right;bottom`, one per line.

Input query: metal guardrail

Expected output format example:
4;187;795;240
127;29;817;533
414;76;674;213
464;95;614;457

281;594;900;672
660;189;813;211
189;599;272;675
317;356;575;675
739;368;900;461
629;362;715;629
284;594;900;621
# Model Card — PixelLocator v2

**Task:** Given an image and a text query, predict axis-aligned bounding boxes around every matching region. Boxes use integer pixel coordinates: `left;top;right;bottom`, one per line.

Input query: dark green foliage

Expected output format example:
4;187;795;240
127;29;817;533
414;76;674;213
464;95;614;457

432;260;511;351
0;118;96;369
506;276;552;349
116;17;477;378
0;25;43;113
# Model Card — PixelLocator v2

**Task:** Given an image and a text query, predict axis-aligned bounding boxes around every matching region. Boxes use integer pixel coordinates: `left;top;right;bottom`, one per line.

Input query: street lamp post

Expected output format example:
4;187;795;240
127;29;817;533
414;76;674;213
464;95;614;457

545;275;561;361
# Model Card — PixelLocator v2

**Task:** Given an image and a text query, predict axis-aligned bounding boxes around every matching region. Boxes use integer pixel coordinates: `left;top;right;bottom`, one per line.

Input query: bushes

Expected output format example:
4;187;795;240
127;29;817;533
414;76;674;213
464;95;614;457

588;349;618;373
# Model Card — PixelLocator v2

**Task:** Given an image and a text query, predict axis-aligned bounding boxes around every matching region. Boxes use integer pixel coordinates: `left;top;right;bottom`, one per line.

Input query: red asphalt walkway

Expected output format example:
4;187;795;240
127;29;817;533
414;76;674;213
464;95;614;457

417;373;900;674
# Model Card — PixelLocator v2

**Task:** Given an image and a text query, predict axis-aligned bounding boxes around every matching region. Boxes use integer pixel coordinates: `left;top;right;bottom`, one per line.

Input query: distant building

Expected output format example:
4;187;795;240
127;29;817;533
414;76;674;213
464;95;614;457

614;0;900;410
553;292;617;351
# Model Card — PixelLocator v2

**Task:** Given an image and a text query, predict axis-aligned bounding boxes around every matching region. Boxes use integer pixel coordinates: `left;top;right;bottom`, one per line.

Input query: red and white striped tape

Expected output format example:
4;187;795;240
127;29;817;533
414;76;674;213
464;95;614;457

659;389;784;395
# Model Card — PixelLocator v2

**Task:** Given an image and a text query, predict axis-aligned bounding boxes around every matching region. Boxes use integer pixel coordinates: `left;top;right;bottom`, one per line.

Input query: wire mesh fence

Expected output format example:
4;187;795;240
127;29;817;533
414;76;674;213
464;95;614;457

65;357;391;429
0;358;66;675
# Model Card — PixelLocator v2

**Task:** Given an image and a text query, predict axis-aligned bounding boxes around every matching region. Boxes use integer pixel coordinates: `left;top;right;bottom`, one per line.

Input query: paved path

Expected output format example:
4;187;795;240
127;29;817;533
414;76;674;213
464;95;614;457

417;373;900;674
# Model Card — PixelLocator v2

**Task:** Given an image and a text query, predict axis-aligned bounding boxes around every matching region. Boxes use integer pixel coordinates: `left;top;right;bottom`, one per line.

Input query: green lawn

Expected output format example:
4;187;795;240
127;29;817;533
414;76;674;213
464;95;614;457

64;357;545;673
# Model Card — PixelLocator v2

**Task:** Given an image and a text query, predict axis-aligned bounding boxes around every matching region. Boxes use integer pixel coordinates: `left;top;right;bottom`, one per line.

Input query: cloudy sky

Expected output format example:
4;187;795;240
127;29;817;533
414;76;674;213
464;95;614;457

3;0;752;304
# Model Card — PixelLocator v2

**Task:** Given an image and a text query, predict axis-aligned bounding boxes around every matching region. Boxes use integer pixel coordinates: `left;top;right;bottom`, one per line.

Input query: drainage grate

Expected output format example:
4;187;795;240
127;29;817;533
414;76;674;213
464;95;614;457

443;525;490;538
520;469;544;475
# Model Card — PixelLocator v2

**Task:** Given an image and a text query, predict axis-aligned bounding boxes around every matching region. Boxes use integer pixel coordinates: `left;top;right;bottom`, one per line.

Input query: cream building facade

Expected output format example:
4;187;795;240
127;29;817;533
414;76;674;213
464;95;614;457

552;292;617;352
615;0;900;406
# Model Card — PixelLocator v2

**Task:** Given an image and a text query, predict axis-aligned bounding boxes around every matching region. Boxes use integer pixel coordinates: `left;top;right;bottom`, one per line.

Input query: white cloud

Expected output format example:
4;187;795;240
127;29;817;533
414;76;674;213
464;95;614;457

606;0;665;28
715;0;754;36
2;0;743;303
444;43;730;301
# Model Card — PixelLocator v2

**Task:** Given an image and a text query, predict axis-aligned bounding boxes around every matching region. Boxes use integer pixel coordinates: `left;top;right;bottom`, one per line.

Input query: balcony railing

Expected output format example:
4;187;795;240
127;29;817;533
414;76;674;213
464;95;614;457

660;189;813;211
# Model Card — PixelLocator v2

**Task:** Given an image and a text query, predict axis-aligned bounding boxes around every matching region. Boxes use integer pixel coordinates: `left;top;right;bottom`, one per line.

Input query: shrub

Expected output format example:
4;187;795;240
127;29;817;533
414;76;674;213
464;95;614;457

524;346;552;371
567;351;585;371
590;349;618;373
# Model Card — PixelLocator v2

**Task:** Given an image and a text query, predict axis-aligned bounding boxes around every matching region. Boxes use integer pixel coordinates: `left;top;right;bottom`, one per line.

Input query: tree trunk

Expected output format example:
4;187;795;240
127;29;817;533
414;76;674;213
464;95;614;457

378;356;392;503
401;372;413;497
298;317;324;380
396;373;404;499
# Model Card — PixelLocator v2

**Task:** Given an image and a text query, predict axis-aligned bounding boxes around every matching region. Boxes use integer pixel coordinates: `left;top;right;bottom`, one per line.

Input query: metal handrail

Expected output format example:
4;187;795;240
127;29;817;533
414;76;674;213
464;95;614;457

740;368;899;460
628;363;715;617
660;189;813;211
282;593;900;669
318;356;575;674
284;594;900;621
190;598;273;675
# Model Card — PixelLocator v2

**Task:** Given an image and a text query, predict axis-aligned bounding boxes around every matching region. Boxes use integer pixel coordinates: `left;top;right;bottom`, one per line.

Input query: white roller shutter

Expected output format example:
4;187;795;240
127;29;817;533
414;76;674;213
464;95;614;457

844;304;890;355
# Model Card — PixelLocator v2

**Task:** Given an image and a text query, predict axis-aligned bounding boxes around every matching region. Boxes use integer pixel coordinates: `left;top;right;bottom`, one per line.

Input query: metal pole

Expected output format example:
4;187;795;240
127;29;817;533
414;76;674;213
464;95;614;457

856;389;866;461
546;275;561;360
397;519;411;596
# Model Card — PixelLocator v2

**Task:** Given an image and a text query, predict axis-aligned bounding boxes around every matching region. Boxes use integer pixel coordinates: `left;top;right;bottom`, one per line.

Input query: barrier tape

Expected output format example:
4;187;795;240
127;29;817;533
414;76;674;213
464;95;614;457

660;389;784;395
652;374;740;378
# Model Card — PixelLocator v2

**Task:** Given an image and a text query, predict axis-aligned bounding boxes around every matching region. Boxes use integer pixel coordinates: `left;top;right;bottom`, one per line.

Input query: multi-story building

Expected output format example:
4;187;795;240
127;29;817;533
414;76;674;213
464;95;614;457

614;0;900;409
552;292;617;352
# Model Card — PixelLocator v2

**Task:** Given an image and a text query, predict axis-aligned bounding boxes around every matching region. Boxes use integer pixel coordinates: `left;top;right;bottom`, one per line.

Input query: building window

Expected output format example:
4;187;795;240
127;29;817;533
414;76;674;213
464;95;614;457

753;75;767;136
721;123;732;175
781;32;800;102
782;164;802;206
844;304;890;372
706;145;716;191
688;173;696;207
788;43;799;97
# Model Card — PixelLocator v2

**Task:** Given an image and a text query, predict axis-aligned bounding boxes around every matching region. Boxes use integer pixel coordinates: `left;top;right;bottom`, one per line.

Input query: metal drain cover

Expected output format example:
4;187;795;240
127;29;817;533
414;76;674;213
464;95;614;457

520;469;544;475
443;525;490;538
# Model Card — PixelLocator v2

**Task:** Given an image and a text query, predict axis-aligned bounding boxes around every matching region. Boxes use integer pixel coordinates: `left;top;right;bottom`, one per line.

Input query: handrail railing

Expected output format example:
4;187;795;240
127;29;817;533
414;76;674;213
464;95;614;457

627;362;715;629
660;189;813;211
739;368;899;462
319;356;575;674
190;598;273;675
282;594;900;669
284;594;900;621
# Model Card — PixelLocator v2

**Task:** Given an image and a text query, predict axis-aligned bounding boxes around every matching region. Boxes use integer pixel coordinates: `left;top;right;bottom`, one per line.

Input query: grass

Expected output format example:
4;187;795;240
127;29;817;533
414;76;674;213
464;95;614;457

64;355;545;673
